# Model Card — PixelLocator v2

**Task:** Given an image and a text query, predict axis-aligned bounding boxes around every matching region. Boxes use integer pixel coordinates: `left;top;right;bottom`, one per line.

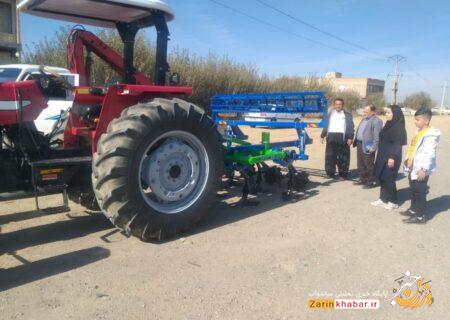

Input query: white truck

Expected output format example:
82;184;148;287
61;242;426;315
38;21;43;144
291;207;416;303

0;64;78;134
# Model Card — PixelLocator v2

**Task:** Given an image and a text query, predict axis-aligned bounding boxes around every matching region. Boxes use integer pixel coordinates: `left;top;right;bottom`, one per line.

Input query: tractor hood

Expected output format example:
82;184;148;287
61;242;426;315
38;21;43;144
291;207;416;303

18;0;175;28
0;81;48;126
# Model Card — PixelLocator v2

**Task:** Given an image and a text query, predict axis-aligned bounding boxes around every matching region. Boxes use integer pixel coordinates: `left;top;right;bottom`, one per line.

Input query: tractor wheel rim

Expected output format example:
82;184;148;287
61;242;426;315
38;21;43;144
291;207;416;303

139;130;209;214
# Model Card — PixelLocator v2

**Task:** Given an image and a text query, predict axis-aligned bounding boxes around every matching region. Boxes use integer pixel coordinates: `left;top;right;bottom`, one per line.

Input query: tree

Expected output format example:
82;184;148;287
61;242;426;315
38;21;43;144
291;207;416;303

23;26;368;113
328;90;362;113
366;93;387;115
402;92;436;110
23;26;154;87
22;26;332;110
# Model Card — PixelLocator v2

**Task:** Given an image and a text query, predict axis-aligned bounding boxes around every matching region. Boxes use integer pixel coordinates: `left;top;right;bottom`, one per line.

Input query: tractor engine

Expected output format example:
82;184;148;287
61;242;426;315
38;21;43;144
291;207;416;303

0;80;48;192
0;75;84;195
0;80;47;127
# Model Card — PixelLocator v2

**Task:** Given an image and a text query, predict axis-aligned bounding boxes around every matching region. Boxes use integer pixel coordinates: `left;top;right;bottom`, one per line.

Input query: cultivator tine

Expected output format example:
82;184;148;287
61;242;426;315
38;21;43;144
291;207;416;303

263;165;283;186
236;167;259;206
282;165;294;201
256;164;262;189
282;165;310;201
225;167;235;188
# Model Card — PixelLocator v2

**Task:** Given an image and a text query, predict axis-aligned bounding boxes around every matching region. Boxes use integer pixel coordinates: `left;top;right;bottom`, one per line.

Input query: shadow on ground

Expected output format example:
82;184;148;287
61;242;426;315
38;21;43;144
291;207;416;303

426;195;450;220
0;167;350;247
0;246;110;291
0;208;63;225
179;168;342;240
0;214;113;254
396;191;450;221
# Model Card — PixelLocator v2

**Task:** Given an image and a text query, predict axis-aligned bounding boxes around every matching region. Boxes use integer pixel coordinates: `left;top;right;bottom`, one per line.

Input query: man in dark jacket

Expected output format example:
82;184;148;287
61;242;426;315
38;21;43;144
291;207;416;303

353;104;383;187
321;98;355;179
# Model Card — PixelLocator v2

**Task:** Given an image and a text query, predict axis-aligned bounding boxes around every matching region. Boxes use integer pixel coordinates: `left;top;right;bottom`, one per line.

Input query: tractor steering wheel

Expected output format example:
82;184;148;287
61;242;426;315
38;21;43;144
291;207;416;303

38;65;74;90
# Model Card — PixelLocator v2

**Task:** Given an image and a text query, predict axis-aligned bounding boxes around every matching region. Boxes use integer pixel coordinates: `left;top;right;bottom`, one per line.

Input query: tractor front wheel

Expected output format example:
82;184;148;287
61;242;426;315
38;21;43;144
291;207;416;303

92;98;223;241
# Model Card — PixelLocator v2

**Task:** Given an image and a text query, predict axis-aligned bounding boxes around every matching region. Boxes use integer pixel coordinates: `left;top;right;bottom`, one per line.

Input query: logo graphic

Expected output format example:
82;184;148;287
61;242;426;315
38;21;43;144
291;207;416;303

390;271;433;308
45;115;62;121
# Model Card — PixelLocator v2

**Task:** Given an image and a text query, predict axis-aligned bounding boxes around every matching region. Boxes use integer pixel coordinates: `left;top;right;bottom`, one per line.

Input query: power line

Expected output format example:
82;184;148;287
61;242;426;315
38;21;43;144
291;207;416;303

404;61;432;85
255;0;388;61
208;0;384;61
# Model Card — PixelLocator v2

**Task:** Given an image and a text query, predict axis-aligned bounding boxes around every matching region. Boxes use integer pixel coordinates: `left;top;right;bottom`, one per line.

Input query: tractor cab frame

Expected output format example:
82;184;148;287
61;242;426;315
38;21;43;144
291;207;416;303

19;0;173;85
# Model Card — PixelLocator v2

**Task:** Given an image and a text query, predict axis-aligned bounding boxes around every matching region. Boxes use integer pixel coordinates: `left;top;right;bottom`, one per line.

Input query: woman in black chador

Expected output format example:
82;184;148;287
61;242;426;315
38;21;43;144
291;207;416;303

371;105;407;210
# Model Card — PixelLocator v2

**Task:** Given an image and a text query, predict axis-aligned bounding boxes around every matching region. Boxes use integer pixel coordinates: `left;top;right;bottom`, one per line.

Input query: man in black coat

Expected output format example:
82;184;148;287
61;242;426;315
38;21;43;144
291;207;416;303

321;98;355;179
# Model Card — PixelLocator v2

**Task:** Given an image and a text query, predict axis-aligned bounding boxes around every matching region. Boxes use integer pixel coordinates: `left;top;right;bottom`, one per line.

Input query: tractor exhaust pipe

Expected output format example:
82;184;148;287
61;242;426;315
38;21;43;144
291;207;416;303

154;11;170;86
117;22;139;84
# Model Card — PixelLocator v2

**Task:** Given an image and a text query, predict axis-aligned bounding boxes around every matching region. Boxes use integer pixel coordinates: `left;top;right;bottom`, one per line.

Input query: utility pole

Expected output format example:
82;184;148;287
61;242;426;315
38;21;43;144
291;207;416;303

389;55;406;105
440;81;448;115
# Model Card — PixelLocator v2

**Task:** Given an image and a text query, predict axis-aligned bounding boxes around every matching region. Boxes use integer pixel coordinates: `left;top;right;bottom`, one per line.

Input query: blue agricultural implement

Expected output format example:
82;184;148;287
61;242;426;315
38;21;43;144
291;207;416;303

212;92;328;203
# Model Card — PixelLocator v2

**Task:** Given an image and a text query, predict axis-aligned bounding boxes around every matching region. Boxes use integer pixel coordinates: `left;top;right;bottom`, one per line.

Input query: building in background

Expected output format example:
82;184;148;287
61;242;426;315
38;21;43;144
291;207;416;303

0;0;20;64
323;71;385;99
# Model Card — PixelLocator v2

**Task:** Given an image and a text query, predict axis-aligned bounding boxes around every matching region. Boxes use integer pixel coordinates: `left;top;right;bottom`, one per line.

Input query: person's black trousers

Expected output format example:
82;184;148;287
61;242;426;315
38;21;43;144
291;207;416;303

325;133;350;178
409;175;429;216
356;142;375;184
380;179;397;204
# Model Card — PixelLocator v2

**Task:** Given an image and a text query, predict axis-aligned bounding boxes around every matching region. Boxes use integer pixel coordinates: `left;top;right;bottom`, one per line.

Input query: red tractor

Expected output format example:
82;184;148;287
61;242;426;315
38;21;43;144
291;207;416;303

0;0;223;240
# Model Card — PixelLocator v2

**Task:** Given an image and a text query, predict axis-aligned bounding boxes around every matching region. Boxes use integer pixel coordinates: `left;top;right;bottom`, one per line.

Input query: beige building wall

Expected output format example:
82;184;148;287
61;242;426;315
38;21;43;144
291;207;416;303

0;0;20;64
322;72;385;99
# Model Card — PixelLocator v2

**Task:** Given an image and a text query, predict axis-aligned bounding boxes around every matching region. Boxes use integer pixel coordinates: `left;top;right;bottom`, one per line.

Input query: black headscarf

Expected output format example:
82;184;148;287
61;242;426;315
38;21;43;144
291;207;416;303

380;105;407;145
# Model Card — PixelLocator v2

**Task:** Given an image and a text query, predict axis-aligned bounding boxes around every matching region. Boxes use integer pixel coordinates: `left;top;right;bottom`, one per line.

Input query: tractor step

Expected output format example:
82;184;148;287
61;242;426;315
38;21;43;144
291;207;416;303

29;156;92;213
32;156;92;167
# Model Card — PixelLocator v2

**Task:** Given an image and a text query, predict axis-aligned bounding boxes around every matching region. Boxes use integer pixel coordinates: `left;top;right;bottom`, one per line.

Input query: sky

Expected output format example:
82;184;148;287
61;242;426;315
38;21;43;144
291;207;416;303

20;0;450;105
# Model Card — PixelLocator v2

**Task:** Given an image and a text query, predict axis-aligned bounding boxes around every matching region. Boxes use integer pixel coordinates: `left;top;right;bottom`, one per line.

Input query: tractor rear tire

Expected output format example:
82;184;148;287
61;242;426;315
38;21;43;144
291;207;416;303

92;98;224;241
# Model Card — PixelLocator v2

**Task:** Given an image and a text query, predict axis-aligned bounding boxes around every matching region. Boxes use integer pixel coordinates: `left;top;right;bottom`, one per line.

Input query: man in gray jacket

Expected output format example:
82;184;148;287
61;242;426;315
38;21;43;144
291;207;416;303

353;104;383;187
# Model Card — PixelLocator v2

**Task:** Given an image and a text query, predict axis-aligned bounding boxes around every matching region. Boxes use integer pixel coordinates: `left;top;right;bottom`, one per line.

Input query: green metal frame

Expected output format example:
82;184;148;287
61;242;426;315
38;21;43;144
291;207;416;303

224;132;289;166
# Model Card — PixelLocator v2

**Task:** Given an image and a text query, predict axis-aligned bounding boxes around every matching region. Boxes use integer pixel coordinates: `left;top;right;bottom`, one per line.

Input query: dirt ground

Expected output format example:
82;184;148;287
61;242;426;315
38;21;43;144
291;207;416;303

1;116;449;320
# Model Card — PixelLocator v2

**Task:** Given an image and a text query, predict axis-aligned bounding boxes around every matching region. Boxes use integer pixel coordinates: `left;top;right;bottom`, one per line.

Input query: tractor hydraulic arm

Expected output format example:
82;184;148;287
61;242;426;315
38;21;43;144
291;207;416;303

67;29;152;86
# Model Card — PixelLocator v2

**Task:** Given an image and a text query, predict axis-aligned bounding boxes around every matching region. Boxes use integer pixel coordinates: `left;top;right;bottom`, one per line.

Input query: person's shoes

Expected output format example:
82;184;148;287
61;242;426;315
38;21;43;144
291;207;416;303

384;202;399;210
371;199;387;207
339;176;348;181
403;215;427;224
353;180;365;185
399;209;416;216
363;182;377;189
